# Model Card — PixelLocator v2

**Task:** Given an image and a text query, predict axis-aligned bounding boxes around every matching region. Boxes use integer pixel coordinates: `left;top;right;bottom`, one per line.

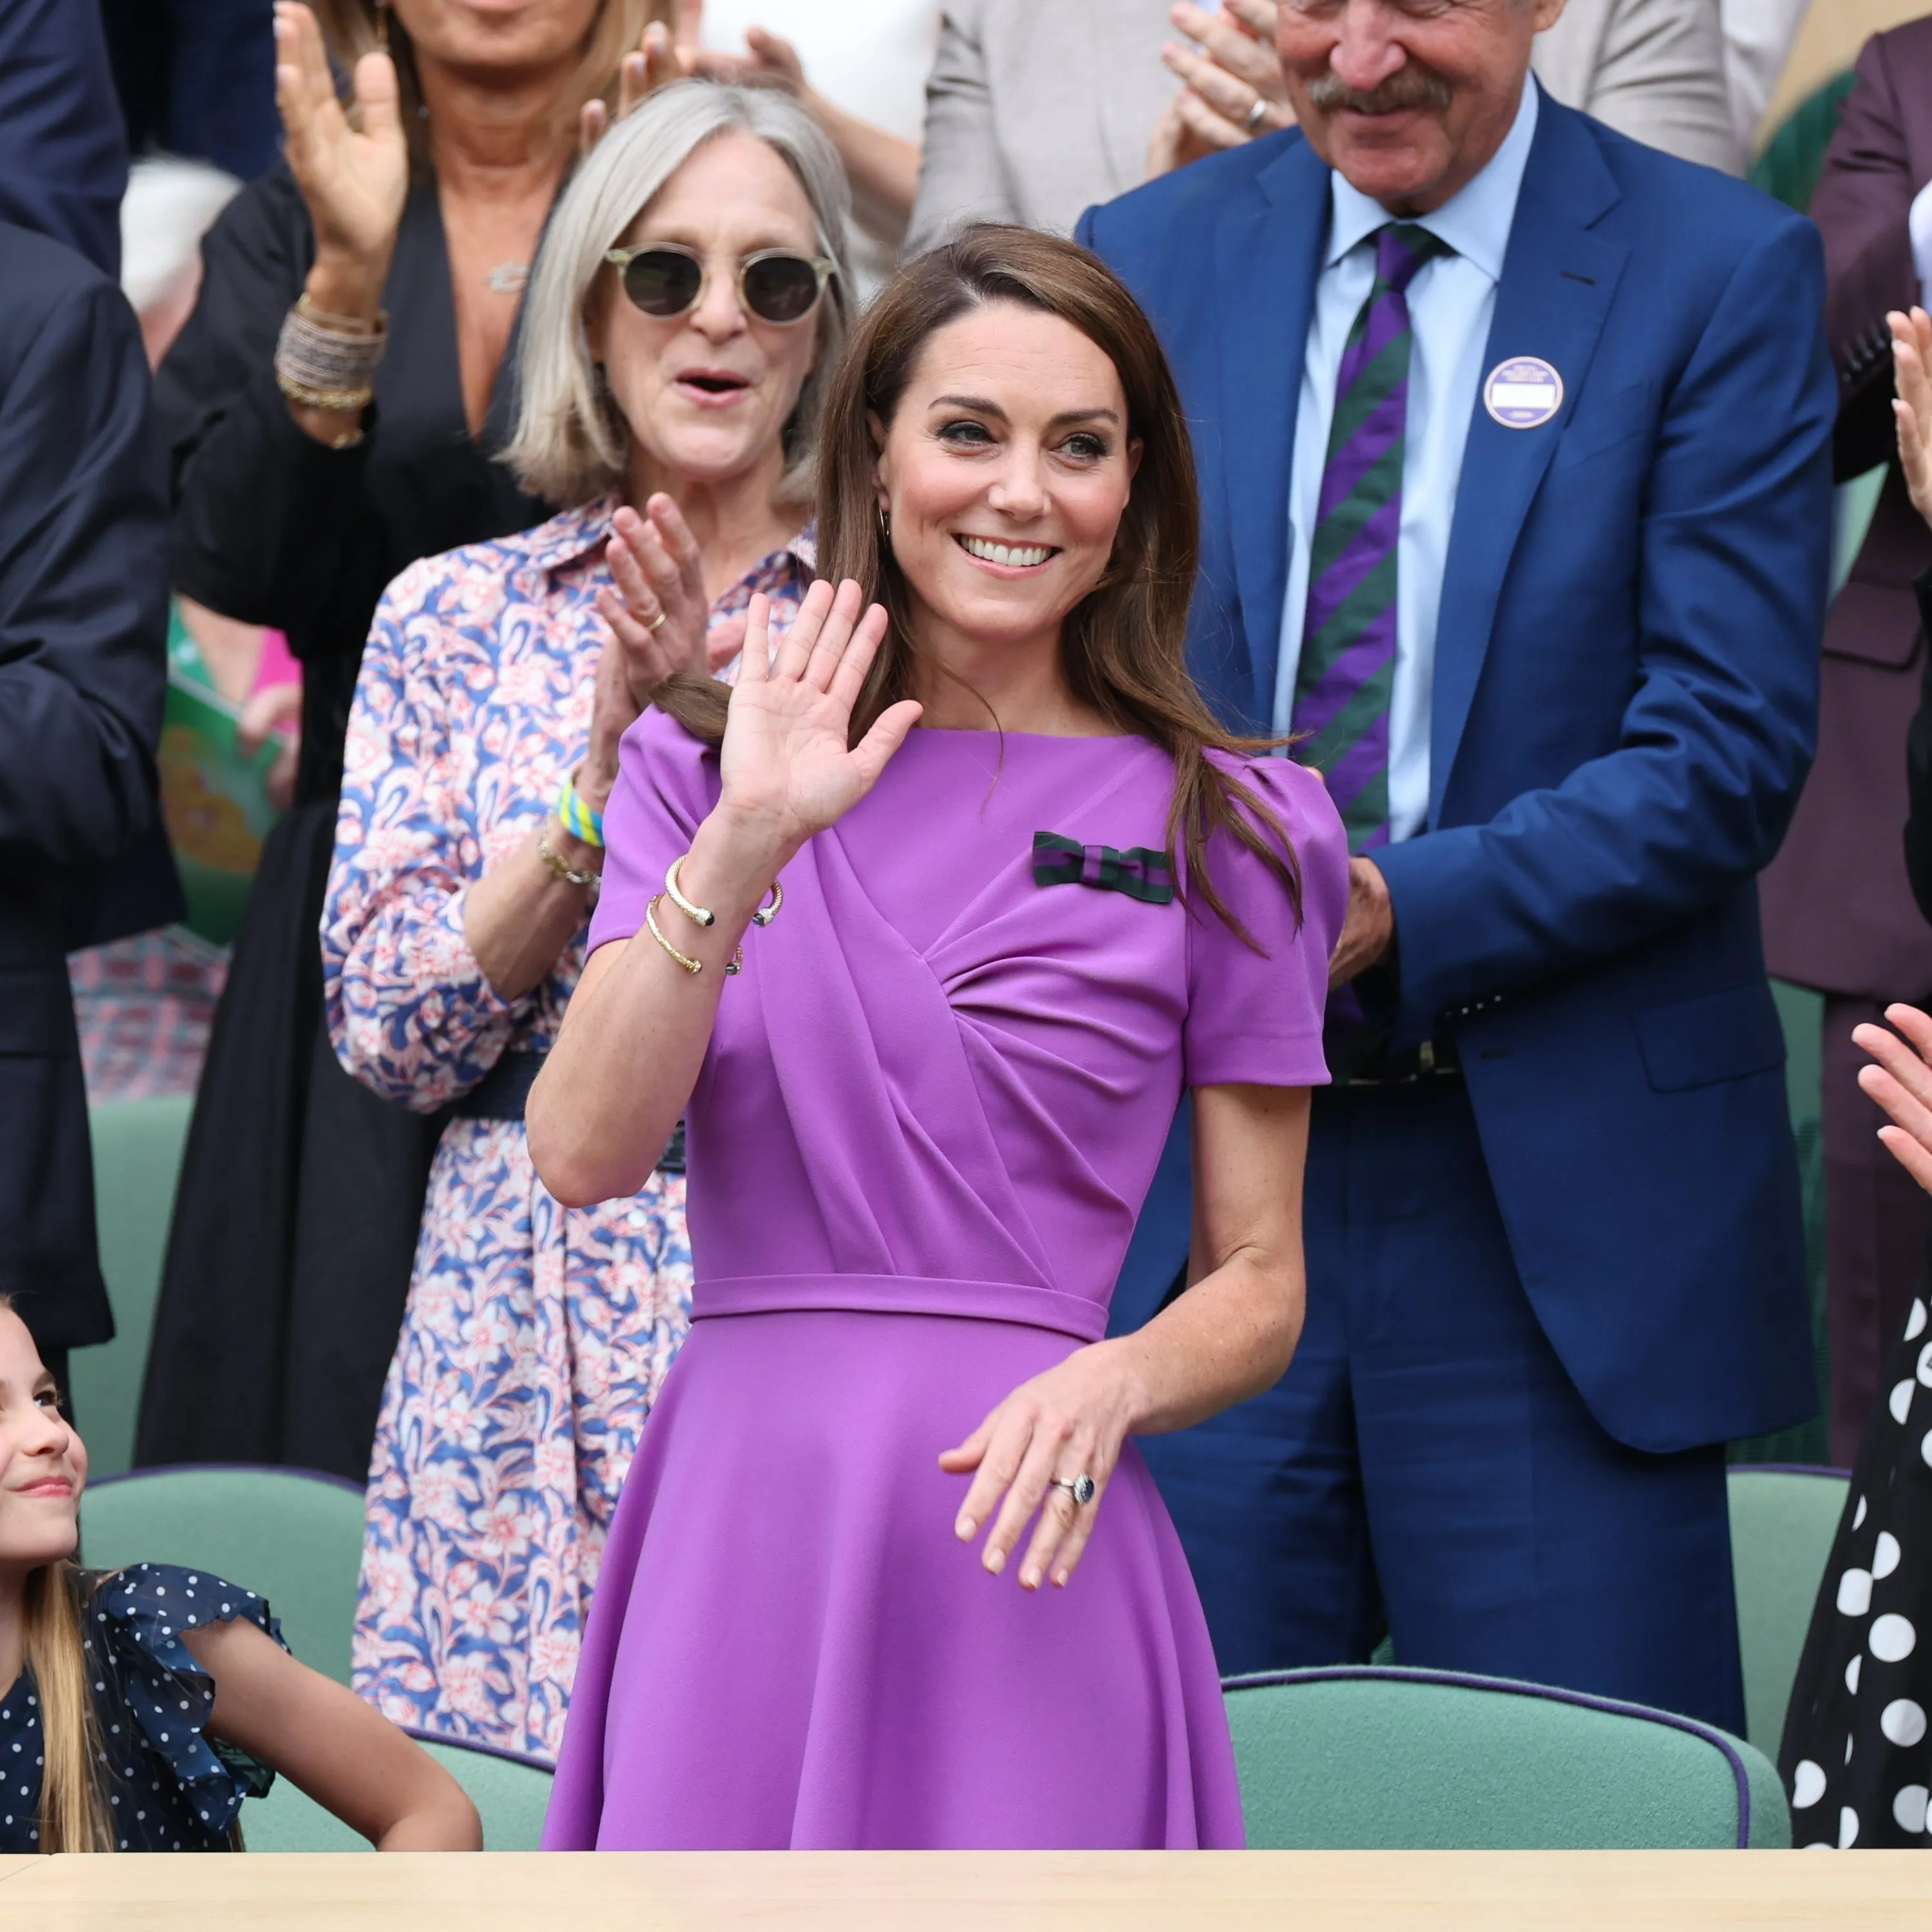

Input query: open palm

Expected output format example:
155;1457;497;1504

276;2;409;267
719;580;922;849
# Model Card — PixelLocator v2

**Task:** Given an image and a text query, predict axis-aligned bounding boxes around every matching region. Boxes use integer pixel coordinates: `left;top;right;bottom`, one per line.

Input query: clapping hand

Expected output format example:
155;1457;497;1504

273;2;408;302
582;496;714;809
1893;308;1932;535
579;17;674;153
1148;0;1294;178
1856;1004;1932;1196
714;580;922;860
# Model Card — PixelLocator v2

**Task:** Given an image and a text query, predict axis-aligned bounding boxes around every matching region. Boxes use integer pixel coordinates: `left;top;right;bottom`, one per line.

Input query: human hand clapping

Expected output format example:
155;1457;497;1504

1856;1003;1932;1196
1147;0;1294;178
1892;308;1932;536
273;3;408;301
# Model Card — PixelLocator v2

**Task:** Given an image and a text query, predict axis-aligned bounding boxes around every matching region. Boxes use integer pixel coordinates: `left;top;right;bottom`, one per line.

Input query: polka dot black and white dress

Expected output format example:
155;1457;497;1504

0;1563;284;1852
1780;1296;1932;1849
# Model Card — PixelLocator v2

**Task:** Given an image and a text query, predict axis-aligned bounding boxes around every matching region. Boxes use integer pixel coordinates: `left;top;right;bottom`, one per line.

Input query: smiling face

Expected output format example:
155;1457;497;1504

589;131;826;497
871;301;1140;663
0;1312;83;1576
1277;0;1560;214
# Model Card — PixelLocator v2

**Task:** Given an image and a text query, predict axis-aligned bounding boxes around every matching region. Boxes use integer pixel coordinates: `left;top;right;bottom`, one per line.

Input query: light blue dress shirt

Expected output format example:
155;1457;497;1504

1274;81;1538;842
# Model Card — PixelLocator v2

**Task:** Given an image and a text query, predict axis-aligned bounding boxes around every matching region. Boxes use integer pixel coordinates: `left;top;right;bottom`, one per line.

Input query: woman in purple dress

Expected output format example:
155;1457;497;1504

529;226;1348;1850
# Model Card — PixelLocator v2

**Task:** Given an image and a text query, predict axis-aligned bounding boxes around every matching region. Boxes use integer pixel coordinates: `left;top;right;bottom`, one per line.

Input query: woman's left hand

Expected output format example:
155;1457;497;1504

597;496;711;699
939;1342;1144;1591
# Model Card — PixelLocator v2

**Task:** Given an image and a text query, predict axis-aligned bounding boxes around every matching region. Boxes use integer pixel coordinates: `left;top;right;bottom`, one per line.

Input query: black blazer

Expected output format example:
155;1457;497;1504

0;221;171;1350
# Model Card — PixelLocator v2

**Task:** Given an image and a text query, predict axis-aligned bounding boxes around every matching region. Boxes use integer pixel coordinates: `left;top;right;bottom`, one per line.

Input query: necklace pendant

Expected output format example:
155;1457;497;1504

485;261;530;295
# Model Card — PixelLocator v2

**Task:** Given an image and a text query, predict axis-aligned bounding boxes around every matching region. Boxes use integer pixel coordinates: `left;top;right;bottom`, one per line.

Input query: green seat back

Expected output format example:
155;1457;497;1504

1748;71;1857;216
242;1733;553;1851
74;1095;195;1478
80;1465;365;1686
1728;1465;1851;1757
1224;1666;1789;1849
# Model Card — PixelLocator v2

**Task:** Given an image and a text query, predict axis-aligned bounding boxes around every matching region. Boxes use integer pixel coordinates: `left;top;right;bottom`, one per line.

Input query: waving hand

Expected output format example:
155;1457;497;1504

717;580;922;857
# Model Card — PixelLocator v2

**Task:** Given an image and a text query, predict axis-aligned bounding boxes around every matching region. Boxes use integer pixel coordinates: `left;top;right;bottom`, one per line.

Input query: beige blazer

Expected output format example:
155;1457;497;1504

1533;0;1741;173
907;0;1741;259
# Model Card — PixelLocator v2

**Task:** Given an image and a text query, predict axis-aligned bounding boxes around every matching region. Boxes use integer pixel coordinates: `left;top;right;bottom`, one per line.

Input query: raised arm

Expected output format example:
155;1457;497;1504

527;581;920;1205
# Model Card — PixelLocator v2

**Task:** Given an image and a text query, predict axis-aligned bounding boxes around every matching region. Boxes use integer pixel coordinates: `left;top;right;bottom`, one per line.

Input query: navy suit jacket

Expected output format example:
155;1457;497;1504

1081;95;1832;1453
0;222;170;1349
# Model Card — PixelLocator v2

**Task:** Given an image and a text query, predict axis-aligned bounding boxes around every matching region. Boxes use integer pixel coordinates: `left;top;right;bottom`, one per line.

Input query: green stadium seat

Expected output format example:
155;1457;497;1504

1224;1665;1789;1849
80;1463;365;1686
1727;1463;1851;1758
242;1731;554;1851
73;1094;195;1478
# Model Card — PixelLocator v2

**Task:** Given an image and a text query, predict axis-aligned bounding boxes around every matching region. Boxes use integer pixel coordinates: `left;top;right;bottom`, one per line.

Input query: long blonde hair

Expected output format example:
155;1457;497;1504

0;1295;108;1852
23;1560;109;1852
309;0;653;172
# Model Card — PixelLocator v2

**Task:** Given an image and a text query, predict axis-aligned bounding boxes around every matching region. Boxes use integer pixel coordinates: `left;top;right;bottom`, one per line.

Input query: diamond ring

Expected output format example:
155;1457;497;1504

1050;1474;1096;1507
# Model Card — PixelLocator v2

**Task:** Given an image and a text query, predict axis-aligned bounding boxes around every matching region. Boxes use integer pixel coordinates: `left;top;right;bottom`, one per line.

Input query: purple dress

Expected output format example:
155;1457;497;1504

544;710;1348;1850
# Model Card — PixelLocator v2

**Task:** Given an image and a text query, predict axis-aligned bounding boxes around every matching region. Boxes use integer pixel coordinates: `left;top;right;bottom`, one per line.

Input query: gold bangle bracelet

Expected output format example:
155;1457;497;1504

664;854;781;929
276;372;374;412
646;893;742;975
537;833;596;888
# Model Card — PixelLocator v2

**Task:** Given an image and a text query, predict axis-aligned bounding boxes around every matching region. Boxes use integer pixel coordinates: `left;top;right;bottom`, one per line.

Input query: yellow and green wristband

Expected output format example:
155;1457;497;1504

555;772;604;849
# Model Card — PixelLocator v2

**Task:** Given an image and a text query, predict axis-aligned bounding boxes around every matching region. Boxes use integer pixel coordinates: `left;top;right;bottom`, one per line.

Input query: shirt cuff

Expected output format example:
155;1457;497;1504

1909;178;1932;304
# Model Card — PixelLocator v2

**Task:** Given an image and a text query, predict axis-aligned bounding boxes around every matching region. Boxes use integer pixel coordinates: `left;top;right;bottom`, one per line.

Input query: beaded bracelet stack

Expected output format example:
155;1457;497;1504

646;855;783;977
274;294;388;445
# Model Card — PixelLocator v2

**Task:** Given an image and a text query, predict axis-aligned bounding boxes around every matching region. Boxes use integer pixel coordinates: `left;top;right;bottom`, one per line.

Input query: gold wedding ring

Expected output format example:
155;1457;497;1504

645;607;668;633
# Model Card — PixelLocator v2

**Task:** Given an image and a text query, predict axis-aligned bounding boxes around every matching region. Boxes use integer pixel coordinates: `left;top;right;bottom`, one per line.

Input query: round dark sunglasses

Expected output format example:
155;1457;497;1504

604;244;836;326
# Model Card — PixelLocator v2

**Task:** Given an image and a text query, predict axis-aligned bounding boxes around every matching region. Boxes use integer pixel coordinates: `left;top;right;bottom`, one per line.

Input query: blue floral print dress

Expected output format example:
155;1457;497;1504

0;1564;282;1852
323;498;814;1760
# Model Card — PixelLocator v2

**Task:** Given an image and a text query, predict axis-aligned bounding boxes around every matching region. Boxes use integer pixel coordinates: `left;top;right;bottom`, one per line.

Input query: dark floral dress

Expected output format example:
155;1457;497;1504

0;1563;284;1852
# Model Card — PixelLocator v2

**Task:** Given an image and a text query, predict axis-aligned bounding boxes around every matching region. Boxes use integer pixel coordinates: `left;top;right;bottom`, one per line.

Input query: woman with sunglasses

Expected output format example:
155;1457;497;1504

321;81;853;1759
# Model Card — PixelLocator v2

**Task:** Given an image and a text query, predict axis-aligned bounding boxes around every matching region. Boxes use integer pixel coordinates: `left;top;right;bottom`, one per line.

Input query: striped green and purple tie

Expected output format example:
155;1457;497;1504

1291;222;1449;855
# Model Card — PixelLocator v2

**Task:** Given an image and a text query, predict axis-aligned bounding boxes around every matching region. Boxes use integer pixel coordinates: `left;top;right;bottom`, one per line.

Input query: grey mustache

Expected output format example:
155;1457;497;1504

1306;68;1454;114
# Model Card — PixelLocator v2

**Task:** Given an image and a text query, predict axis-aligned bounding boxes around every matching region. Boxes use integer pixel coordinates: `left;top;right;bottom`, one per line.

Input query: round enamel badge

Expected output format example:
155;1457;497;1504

1483;356;1564;430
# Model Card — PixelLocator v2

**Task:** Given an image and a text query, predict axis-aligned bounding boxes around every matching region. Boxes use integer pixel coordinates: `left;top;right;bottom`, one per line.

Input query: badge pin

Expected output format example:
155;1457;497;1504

1483;356;1564;430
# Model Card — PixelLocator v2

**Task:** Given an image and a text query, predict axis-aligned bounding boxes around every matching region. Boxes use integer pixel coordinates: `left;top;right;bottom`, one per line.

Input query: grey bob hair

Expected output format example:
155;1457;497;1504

505;80;855;508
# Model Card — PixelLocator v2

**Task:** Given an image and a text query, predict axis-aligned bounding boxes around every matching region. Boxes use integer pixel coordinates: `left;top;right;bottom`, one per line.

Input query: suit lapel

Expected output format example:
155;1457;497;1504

1214;136;1330;725
1429;103;1628;823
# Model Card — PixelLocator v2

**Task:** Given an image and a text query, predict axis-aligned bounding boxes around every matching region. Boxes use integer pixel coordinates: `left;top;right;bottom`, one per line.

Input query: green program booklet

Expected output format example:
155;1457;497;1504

160;609;283;946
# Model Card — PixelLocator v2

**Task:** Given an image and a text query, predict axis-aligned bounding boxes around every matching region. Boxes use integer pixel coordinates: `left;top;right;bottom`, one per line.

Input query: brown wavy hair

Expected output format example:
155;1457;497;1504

658;223;1302;942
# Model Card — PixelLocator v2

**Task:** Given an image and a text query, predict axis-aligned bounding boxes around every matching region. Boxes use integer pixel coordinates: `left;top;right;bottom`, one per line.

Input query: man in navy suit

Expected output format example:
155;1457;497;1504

1081;0;1832;1729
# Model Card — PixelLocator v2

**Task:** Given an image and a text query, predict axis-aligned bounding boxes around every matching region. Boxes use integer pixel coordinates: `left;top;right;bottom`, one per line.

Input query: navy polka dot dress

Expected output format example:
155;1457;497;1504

0;1564;285;1852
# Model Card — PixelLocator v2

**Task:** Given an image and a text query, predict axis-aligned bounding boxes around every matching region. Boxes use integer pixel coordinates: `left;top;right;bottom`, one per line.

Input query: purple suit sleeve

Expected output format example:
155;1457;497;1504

1812;28;1922;478
588;707;722;955
1182;756;1348;1089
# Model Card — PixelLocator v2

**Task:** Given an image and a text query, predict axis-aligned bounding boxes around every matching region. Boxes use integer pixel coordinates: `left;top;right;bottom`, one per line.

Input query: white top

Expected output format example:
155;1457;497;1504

1273;81;1538;844
698;0;940;141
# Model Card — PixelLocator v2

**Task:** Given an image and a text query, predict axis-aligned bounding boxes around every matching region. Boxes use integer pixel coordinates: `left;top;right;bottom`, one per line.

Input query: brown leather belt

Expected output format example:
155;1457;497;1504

1343;1034;1463;1087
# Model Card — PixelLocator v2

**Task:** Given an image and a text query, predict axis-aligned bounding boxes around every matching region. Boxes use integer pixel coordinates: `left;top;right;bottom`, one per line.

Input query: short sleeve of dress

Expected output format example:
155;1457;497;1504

88;1562;289;1838
1182;755;1350;1089
587;706;725;957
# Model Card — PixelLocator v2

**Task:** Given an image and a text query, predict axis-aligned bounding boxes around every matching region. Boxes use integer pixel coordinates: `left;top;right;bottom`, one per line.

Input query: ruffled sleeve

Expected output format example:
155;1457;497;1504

87;1562;288;1836
1182;754;1350;1089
